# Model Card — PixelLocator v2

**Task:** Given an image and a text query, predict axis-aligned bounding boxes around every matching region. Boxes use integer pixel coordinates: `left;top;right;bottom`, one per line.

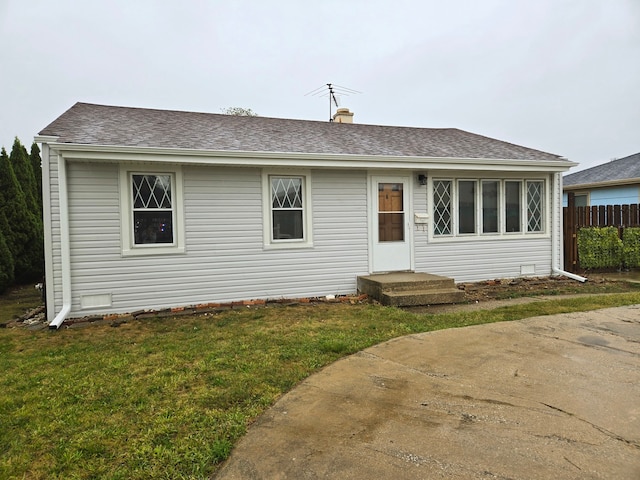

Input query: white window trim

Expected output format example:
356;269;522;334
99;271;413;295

481;179;501;235
432;179;453;237
262;169;313;249
504;179;524;235
429;176;549;242
119;164;185;256
526;179;545;233
572;192;590;207
456;178;478;236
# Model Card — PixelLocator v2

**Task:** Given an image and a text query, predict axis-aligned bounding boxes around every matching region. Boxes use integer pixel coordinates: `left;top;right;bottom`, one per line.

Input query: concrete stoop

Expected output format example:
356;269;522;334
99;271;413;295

357;272;465;307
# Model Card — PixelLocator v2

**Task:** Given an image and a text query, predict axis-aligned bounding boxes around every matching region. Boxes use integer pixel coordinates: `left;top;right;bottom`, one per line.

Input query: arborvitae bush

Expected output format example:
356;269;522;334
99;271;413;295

0;147;43;283
0;213;15;293
577;226;623;269
10;139;44;281
10;138;39;217
30;142;43;211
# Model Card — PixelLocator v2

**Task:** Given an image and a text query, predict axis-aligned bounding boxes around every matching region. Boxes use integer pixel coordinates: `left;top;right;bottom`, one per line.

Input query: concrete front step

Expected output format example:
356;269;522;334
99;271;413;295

381;288;465;307
357;272;464;307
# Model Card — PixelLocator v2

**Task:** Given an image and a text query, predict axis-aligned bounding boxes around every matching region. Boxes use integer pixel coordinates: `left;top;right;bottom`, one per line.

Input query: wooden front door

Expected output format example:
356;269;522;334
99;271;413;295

371;176;412;272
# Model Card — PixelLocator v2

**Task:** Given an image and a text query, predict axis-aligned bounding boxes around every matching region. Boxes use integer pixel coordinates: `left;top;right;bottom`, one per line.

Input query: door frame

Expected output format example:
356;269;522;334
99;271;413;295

368;173;414;273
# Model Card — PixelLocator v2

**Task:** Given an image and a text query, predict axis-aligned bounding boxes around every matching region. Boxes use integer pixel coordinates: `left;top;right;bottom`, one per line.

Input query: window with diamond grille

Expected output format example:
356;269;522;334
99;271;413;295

132;174;174;244
527;181;543;232
271;176;304;240
433;180;452;236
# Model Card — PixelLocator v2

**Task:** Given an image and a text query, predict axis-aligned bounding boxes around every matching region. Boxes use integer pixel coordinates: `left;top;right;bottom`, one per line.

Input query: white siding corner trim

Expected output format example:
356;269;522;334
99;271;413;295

41;143;56;322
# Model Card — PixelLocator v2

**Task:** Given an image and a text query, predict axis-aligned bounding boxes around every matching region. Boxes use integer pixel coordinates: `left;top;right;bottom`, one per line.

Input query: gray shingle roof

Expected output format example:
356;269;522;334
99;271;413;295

39;102;565;162
563;152;640;186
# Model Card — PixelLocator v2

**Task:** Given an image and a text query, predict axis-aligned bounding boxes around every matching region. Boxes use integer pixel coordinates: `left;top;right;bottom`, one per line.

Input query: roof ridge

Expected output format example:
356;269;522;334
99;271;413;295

71;102;465;131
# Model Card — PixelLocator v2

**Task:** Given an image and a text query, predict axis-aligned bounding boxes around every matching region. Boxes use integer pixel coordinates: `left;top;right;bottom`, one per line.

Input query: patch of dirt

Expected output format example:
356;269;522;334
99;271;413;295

405;274;640;315
6;274;639;329
457;275;616;303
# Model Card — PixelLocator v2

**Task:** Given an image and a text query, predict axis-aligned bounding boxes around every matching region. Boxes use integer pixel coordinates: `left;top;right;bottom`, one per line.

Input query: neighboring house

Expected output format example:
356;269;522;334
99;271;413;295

563;152;640;207
37;102;576;325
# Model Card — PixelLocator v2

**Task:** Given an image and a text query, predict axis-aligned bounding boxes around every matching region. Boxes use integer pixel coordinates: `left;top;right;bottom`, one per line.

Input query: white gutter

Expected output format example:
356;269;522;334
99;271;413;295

49;151;72;329
564;177;640;190
38;141;578;173
551;172;587;283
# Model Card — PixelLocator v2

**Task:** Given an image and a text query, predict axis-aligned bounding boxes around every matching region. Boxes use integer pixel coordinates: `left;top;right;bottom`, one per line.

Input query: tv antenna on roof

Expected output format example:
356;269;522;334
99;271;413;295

305;83;361;121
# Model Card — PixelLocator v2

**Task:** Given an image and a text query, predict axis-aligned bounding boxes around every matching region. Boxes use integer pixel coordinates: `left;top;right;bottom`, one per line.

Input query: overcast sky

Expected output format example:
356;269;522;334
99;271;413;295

1;0;638;172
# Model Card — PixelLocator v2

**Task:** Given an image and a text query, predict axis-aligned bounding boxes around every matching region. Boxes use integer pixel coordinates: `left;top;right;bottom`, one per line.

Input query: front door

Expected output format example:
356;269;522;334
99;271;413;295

371;176;412;272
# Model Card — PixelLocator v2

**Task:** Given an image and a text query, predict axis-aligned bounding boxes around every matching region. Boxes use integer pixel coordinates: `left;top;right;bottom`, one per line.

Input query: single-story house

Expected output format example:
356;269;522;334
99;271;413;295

563;152;640;207
37;103;577;327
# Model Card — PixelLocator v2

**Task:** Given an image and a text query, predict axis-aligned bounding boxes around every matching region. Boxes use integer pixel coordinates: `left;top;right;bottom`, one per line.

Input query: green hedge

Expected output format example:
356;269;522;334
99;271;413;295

622;227;640;268
577;226;623;269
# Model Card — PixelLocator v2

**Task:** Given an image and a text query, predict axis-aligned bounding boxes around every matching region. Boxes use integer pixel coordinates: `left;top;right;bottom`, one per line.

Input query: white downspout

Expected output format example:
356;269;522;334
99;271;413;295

49;151;72;328
553;267;586;282
551;172;586;282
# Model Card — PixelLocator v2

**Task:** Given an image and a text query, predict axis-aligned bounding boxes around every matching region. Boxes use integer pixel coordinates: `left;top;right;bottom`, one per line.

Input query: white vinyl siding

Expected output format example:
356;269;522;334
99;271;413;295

414;236;553;282
48;158;557;319
64;163;368;317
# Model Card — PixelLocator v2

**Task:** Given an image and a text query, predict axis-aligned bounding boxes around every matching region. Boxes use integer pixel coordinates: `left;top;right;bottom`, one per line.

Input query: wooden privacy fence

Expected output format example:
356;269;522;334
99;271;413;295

563;193;640;271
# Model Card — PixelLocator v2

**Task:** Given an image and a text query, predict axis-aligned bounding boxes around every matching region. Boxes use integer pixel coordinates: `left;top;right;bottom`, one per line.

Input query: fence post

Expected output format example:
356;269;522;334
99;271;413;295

564;193;576;271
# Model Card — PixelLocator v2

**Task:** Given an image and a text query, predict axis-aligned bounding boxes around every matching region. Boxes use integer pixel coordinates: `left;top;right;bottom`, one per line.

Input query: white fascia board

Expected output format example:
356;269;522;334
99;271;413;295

34;135;60;143
563;178;640;190
47;142;576;172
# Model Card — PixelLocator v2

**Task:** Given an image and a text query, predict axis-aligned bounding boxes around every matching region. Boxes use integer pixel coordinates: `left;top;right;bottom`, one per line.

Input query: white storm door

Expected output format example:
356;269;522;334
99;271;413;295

371;176;412;272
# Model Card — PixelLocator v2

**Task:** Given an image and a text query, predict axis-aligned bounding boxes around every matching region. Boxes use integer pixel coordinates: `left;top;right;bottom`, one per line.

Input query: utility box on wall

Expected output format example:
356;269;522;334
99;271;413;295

414;213;429;225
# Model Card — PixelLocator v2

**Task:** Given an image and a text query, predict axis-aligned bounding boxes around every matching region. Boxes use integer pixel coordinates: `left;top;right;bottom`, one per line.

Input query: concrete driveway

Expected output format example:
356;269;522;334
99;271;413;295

214;306;640;479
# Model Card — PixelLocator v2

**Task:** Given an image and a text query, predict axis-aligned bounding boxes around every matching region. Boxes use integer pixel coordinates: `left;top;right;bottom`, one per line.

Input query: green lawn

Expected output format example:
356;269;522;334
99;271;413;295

2;291;640;479
0;284;42;324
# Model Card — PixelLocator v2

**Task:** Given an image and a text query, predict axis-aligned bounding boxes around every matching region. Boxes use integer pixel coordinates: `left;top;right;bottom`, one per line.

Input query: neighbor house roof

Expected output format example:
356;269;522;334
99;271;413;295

563;152;640;189
39;102;566;163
